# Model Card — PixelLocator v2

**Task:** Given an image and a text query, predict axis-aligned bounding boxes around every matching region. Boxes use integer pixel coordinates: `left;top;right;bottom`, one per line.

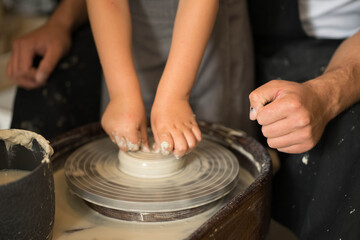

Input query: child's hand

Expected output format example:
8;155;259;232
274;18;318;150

151;98;202;158
101;97;149;152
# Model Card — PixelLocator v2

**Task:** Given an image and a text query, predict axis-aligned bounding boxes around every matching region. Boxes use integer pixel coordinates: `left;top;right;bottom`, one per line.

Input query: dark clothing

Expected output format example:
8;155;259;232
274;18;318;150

11;24;102;141
248;0;360;239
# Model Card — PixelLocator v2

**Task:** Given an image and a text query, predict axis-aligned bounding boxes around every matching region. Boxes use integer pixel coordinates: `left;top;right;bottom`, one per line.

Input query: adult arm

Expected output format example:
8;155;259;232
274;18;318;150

6;0;88;89
86;0;148;151
249;31;360;153
151;0;218;157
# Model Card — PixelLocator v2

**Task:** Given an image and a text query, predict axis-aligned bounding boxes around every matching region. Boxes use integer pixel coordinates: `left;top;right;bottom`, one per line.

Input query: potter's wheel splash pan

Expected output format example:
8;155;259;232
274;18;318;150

64;138;240;221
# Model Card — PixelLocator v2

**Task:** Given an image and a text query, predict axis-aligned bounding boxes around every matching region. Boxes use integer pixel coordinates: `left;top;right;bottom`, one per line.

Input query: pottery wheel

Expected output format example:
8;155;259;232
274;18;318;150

64;137;239;221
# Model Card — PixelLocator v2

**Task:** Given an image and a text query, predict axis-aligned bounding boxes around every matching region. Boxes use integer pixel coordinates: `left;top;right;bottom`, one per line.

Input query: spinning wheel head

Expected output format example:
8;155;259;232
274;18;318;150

64;137;240;221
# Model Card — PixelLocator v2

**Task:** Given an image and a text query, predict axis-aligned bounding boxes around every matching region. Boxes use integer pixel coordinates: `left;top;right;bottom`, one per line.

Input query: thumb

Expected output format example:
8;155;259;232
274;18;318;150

249;81;279;120
35;47;64;84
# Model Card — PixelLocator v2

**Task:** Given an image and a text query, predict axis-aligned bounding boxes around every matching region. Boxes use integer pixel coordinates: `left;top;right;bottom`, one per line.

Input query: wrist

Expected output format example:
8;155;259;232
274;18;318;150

46;16;73;35
304;70;344;123
154;89;189;107
156;77;192;102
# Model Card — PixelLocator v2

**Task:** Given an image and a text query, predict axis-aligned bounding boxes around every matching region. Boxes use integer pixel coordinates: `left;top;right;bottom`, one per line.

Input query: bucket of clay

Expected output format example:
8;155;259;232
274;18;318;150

0;129;55;240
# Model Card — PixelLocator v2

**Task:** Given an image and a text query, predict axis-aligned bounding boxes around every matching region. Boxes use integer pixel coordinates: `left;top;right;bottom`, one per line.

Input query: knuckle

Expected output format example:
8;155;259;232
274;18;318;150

261;126;270;137
270;79;282;85
288;97;302;111
302;127;313;140
257;114;265;125
249;91;261;102
296;115;311;128
188;141;196;149
176;143;187;153
193;128;202;141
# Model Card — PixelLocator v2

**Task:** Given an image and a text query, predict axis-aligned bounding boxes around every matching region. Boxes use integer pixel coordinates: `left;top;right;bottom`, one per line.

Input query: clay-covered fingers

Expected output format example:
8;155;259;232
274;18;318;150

154;121;201;158
112;132;140;152
151;98;202;157
101;98;149;153
158;132;174;156
112;126;148;152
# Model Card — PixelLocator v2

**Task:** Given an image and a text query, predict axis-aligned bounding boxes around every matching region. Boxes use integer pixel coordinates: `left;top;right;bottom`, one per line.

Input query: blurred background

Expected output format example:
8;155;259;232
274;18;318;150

0;0;54;129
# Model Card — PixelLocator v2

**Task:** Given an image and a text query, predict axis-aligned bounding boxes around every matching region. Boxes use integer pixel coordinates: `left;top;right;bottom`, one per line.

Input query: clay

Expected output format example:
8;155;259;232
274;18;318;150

0;129;53;163
118;149;185;178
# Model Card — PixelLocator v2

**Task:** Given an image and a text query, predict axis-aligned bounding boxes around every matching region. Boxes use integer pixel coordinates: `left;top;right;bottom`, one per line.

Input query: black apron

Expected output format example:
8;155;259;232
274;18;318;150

248;0;360;239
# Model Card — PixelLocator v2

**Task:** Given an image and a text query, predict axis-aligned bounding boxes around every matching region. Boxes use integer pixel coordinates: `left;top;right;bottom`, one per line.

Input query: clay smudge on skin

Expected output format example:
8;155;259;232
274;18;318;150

114;135;126;149
126;138;140;151
161;141;170;155
113;134;140;151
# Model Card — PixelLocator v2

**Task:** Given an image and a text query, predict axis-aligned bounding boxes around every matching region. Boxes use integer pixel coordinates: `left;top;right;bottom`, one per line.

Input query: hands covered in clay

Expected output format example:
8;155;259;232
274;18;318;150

249;79;333;154
7;22;71;89
101;96;150;153
101;92;202;158
151;97;202;158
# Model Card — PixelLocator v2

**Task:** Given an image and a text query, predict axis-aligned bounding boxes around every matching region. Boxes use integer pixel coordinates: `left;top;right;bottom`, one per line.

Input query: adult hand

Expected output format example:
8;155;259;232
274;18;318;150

151;97;202;158
101;97;149;152
249;79;332;153
6;23;72;89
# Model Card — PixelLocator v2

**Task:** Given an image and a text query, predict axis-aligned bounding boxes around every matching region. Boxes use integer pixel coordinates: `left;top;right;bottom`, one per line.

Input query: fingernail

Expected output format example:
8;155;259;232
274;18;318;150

160;141;170;155
115;135;126;149
126;138;139;151
174;154;181;159
151;142;160;153
35;72;47;84
249;106;257;120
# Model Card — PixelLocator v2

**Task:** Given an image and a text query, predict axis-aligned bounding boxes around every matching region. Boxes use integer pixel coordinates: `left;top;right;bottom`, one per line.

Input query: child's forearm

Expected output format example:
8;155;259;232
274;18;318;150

86;0;142;100
156;0;219;100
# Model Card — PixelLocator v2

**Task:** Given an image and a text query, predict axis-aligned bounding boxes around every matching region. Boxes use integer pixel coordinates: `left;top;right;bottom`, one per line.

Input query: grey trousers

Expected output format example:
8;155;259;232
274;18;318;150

101;0;255;136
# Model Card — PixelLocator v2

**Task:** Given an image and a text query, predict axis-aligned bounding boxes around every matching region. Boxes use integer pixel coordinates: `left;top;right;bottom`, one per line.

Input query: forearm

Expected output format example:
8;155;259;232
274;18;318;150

156;0;218;100
47;0;88;34
86;0;141;100
305;31;360;122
